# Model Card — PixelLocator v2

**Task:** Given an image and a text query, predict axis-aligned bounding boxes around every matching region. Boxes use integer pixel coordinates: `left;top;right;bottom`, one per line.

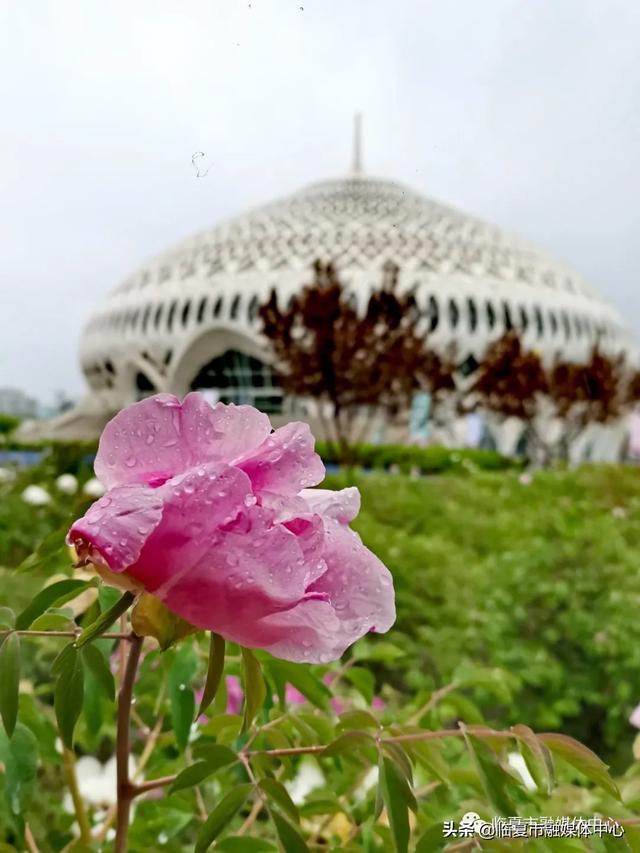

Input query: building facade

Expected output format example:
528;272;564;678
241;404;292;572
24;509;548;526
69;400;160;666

24;168;636;459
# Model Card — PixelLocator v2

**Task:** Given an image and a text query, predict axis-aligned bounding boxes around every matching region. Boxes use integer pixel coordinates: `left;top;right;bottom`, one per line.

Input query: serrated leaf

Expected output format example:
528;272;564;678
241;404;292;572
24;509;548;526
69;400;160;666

538;732;620;799
241;647;266;732
0;633;20;737
380;756;412;853
461;725;515;815
75;590;135;648
131;592;198;650
196;632;225;719
15;579;93;630
271;811;309;853
195;783;253;852
323;730;376;758
262;658;331;711
512;724;555;795
259;777;299;824
81;644;115;701
54;644;84;748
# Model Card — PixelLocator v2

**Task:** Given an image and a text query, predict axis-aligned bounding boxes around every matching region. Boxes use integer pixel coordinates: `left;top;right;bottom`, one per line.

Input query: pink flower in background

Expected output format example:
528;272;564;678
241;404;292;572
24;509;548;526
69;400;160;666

68;393;395;663
285;684;307;705
371;696;386;711
225;675;243;716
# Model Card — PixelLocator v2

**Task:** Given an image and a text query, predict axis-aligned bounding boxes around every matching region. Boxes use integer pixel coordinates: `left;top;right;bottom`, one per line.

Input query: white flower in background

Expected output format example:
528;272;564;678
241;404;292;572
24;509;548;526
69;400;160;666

507;751;537;791
21;484;51;506
0;466;15;483
612;506;627;520
83;477;106;498
285;759;324;805
56;473;78;494
354;765;379;801
518;472;533;486
63;755;137;812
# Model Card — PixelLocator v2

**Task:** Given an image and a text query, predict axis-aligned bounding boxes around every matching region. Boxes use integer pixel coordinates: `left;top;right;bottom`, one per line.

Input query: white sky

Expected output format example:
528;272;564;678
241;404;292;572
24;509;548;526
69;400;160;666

1;0;639;403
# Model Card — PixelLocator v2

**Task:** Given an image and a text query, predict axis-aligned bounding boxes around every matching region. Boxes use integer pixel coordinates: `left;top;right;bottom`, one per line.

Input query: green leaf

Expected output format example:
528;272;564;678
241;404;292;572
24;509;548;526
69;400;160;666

259;777;299;824
192;742;238;767
54;644;84;748
75;590;135;648
241;647;266;732
381;741;414;786
15;579;93;630
538;732;620;799
15;521;72;574
168;644;197;751
512;724;555;795
323;731;376;758
337;709;380;731
170;760;221;794
271;811;309;853
30;611;74;630
81;644;115;701
344;667;375;704
0;607;15;629
195;783;253;852
0;722;38;821
196;632;225;719
262;658;331;711
461;725;515;815
380;756;412;853
0;633;20;737
215;839;278;852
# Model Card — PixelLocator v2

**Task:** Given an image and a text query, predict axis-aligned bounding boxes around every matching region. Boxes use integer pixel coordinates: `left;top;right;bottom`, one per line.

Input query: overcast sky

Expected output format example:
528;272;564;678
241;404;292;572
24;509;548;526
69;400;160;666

1;0;639;403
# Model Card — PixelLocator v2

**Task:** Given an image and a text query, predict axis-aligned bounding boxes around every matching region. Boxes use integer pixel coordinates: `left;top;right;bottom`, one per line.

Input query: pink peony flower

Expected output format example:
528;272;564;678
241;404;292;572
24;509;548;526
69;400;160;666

68;393;395;663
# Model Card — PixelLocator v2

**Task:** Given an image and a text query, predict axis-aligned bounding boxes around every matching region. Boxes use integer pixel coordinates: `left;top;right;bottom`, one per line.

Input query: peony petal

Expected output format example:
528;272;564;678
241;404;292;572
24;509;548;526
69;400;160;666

127;463;252;593
155;511;320;634
252;598;347;663
235;422;325;495
95;394;271;489
308;519;396;639
68;485;164;573
299;487;361;523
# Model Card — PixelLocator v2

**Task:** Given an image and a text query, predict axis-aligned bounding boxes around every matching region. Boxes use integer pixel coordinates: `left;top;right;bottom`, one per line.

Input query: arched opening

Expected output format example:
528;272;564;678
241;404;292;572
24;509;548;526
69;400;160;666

448;298;459;329
135;371;157;400
467;297;477;332
190;349;282;413
426;295;439;332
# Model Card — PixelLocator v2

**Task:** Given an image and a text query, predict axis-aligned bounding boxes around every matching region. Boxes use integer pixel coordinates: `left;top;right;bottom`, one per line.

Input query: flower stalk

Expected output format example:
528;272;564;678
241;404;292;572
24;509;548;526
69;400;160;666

114;632;143;853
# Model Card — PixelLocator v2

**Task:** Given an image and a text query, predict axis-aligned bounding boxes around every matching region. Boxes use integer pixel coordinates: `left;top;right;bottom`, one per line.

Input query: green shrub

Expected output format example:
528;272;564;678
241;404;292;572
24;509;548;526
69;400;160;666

327;465;640;765
315;441;522;474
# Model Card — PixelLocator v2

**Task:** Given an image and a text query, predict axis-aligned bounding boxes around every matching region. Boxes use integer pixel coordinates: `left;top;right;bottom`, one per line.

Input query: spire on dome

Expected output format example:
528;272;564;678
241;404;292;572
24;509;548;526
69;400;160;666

352;112;363;174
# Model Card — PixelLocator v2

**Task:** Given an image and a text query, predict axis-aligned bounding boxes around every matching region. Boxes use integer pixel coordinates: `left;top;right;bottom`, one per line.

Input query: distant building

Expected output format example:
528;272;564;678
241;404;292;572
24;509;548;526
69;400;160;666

23;129;637;460
0;387;38;418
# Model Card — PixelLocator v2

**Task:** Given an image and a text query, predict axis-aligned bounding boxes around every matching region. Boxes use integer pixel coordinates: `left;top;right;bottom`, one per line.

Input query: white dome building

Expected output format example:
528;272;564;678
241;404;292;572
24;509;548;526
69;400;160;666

34;156;635;459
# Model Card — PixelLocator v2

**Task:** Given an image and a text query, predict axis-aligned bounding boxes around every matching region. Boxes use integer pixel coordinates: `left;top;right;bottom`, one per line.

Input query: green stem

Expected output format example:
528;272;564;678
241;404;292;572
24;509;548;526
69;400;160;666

62;746;92;843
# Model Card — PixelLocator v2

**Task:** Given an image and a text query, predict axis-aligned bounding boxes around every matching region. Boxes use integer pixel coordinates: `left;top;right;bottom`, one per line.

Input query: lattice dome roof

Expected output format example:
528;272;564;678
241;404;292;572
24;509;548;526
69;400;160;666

79;172;633;406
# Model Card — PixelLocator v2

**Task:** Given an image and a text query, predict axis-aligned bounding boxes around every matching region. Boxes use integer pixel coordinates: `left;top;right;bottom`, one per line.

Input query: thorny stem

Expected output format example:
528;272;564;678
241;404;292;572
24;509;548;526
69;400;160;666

114;633;143;853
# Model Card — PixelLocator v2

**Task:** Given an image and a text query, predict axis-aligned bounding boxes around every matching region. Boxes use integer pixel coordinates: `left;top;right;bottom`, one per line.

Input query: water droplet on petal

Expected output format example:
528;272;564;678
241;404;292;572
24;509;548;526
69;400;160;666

125;456;136;468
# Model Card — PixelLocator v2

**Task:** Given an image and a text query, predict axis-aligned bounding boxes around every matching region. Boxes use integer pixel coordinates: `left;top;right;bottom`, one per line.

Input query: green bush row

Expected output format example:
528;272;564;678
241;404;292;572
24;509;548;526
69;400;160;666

316;440;522;473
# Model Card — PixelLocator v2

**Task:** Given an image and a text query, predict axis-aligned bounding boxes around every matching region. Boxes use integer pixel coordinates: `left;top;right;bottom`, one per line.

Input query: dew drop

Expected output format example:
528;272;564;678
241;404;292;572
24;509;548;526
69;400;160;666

124;456;136;468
